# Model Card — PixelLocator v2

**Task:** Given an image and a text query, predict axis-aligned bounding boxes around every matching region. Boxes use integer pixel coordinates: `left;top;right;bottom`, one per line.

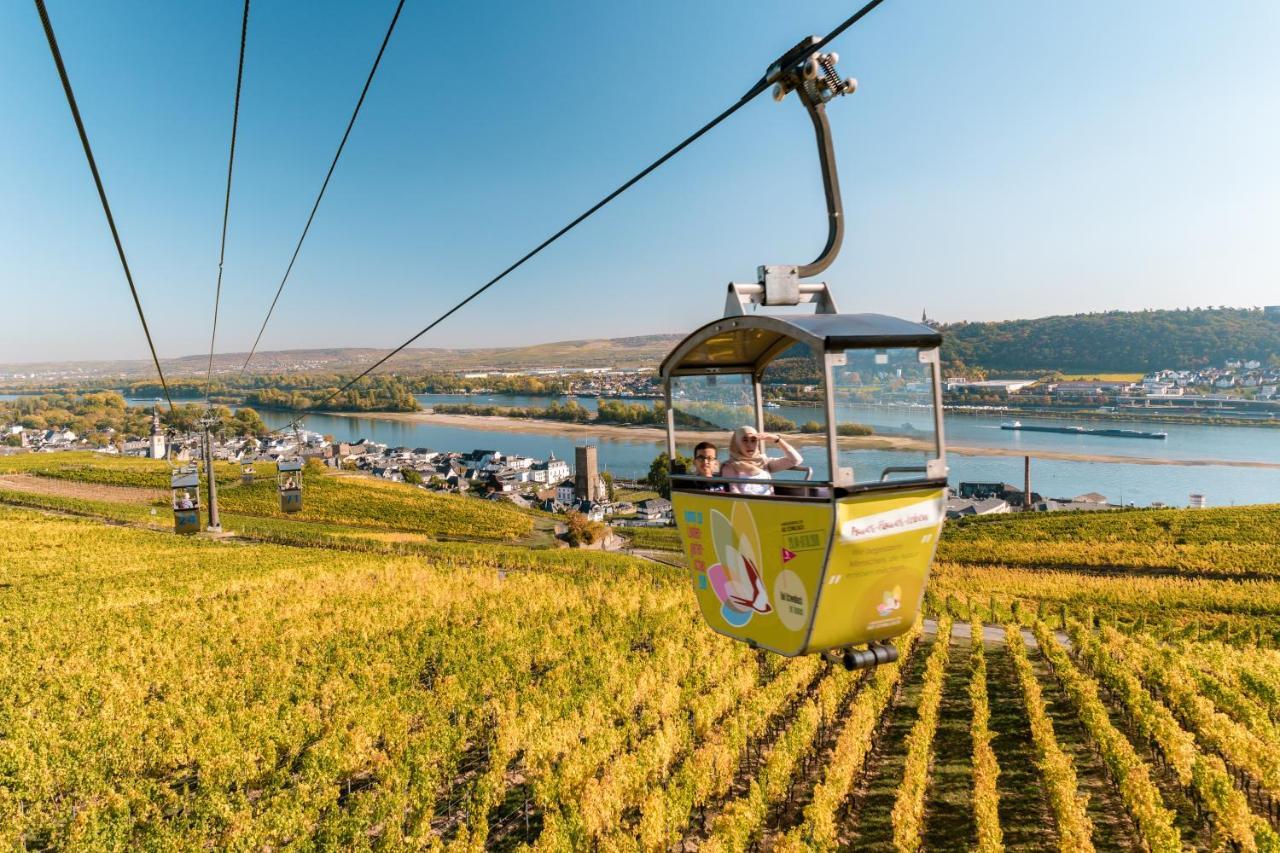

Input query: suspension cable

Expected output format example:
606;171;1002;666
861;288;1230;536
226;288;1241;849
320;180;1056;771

239;0;407;377
34;0;175;410
273;0;888;434
205;0;251;407
809;0;885;55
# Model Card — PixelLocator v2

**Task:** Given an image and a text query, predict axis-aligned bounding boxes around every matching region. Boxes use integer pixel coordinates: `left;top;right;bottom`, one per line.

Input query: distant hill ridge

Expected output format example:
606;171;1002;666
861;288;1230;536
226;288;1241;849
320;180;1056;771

940;307;1280;372
0;334;684;380
5;307;1278;380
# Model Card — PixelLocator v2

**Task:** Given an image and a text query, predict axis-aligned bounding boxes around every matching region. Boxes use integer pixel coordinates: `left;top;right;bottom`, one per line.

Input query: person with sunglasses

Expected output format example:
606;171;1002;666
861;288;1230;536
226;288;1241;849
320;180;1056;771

720;425;803;496
691;441;724;491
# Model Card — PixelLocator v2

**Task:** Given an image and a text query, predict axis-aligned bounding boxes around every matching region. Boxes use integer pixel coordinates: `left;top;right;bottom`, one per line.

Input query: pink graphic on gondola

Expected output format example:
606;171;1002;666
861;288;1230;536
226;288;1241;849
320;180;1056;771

706;503;772;628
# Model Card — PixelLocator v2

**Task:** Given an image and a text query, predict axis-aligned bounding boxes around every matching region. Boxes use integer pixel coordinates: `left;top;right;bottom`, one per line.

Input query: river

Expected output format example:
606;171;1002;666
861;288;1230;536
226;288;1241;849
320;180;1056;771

244;393;1280;509
9;392;1271;504
5;391;1266;507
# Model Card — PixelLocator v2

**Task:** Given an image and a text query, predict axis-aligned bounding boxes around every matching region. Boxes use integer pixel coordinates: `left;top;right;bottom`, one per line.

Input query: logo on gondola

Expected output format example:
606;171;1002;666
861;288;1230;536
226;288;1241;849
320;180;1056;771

876;586;903;617
705;503;772;627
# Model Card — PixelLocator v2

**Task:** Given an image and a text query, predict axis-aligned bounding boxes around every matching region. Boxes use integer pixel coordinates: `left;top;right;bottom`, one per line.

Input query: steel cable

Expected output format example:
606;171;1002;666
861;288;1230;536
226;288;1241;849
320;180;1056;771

206;0;251;406
34;0;175;410
239;0;407;376
271;0;890;434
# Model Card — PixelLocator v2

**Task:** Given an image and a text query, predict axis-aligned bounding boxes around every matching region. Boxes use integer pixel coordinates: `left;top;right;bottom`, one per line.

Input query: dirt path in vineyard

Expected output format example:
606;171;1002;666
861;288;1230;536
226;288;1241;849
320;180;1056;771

0;473;165;504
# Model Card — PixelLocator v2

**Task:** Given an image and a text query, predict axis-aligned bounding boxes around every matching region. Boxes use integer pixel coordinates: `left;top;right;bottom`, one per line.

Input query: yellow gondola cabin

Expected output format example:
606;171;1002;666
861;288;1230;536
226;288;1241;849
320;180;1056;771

661;287;948;668
277;458;303;513
170;465;202;535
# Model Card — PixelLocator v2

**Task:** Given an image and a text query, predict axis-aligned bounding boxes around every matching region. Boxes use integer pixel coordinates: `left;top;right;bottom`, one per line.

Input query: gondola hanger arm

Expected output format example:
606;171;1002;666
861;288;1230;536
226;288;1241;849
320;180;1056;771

731;38;857;315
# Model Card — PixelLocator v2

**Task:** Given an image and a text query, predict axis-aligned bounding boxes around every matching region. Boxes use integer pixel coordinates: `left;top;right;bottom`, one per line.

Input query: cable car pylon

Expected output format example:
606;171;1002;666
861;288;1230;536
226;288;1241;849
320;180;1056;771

661;42;948;670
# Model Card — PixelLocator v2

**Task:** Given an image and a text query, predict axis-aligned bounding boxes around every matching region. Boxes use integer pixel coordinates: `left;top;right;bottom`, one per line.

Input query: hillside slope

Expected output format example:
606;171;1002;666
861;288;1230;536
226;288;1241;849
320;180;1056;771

942;307;1280;372
3;467;1280;848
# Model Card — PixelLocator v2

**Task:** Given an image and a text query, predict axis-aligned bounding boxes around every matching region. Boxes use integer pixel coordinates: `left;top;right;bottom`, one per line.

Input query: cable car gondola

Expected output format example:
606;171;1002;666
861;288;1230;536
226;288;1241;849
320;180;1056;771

661;42;948;670
277;458;303;513
241;461;255;486
170;464;202;535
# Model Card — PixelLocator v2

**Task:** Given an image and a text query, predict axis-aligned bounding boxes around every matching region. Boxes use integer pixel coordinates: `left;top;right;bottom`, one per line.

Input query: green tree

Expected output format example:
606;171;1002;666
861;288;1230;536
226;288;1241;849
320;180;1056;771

402;468;423;485
645;451;689;499
230;407;267;437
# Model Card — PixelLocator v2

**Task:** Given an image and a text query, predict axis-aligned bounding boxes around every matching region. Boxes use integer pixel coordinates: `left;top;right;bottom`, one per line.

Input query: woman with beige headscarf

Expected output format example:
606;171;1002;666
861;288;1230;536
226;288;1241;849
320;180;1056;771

719;426;803;495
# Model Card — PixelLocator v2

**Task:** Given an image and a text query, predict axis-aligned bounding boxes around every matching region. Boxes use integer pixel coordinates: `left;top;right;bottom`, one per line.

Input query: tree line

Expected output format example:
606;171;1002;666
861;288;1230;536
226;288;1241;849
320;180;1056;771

939;307;1280;373
0;392;267;447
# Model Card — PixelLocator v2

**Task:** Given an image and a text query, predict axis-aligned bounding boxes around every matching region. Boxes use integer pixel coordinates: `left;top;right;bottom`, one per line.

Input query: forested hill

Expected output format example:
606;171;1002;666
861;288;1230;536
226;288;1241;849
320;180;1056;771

940;307;1280;372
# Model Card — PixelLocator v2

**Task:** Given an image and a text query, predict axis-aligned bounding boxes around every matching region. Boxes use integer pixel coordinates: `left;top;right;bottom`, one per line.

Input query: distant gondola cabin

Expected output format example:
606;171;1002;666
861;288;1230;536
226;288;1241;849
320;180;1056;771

277;458;303;513
241;461;255;485
170;465;202;534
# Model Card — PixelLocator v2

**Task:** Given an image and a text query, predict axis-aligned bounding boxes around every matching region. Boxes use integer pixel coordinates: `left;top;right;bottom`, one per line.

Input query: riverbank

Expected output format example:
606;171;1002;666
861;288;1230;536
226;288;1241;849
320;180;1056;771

319;409;1280;470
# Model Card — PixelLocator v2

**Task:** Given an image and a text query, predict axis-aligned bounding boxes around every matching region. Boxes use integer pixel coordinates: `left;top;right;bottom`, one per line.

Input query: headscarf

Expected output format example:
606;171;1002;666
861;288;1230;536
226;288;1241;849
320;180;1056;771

727;426;767;475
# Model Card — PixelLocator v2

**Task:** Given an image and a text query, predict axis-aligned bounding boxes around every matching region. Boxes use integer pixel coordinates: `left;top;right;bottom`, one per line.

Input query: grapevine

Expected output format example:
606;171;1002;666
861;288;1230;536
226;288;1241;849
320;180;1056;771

969;619;1004;853
1006;624;1095;852
773;622;923;852
568;642;759;845
1069;621;1280;851
701;664;863;851
1107;629;1280;800
1030;620;1180;851
632;656;822;851
890;617;953;852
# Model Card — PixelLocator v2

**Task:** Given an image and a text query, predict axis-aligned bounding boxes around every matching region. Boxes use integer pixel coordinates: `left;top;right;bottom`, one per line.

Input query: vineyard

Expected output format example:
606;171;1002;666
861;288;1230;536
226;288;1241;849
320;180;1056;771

1;460;1279;848
0;453;537;543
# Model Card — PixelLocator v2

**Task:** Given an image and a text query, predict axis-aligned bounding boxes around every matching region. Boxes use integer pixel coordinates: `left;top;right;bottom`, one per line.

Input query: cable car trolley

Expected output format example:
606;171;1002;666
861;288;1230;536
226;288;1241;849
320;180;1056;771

661;40;948;670
277;458;304;513
170;465;202;534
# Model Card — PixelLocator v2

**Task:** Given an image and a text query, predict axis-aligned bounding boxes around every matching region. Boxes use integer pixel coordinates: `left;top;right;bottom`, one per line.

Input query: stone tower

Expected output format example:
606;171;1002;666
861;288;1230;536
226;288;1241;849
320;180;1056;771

574;445;601;502
149;407;166;460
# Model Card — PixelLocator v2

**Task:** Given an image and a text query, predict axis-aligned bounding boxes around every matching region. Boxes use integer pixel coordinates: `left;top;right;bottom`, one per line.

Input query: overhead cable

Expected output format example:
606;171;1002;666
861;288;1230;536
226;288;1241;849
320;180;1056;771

275;0;888;433
807;0;886;56
239;0;407;376
34;0;175;410
206;0;251;406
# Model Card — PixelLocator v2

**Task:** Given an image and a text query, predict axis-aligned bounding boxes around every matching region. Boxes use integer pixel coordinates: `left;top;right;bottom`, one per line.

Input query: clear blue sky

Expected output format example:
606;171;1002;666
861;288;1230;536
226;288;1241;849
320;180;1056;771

2;1;1278;364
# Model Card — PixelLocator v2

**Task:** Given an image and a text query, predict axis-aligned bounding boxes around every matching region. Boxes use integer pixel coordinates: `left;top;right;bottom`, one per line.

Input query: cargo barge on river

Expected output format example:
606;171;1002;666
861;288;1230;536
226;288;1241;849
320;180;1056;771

1001;420;1168;440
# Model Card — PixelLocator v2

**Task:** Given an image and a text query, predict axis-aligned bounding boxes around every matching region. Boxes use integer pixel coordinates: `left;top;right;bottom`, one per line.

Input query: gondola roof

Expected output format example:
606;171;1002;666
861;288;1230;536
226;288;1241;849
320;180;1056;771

660;313;941;377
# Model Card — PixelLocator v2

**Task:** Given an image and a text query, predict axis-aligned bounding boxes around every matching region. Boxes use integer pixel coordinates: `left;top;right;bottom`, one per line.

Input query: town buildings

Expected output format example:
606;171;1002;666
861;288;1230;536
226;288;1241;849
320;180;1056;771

945;358;1280;417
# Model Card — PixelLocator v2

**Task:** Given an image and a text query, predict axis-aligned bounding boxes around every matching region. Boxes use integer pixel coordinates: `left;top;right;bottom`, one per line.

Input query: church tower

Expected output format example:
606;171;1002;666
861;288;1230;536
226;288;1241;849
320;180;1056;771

149;407;166;460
